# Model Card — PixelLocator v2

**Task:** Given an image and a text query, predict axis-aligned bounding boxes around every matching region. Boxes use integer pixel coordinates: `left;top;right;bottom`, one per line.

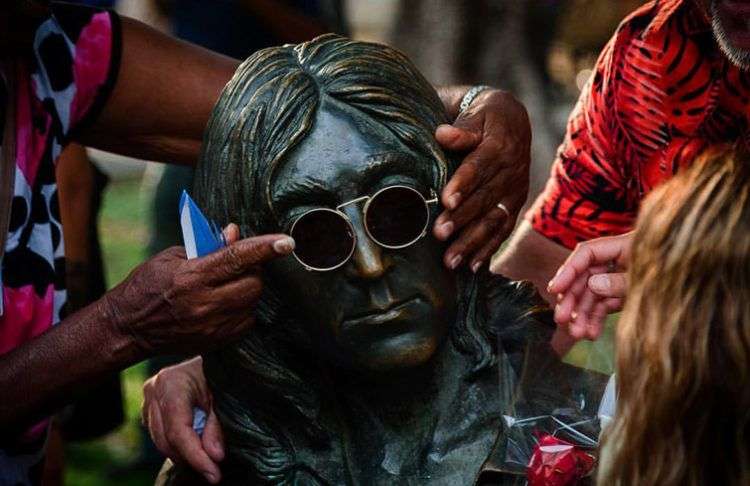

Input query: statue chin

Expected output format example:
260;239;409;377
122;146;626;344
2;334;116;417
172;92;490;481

349;334;442;373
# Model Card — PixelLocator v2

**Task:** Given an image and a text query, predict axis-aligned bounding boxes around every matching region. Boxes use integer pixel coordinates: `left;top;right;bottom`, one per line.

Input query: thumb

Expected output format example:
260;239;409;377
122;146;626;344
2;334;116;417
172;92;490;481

588;273;627;299
435;123;482;152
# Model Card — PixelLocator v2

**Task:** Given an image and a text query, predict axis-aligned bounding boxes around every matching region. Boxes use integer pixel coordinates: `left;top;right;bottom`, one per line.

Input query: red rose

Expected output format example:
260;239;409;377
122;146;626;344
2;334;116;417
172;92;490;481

527;433;595;486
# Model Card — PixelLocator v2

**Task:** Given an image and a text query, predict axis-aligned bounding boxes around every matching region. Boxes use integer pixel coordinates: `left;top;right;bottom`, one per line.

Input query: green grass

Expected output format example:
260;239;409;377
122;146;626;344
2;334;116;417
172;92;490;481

64;178;153;486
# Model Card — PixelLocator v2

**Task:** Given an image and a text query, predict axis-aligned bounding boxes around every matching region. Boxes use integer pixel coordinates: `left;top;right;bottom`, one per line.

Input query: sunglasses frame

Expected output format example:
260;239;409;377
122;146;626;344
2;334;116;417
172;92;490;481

289;185;439;272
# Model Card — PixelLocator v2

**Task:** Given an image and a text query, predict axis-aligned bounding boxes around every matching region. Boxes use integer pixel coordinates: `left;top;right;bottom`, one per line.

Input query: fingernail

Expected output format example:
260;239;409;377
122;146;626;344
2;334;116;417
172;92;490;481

273;237;295;254
589;274;610;292
471;260;483;273
213;441;224;456
448;192;462;210
554;304;561;315
547;279;555;292
437;124;459;139
556;293;563;302
449;254;463;269
440;221;454;238
571;311;578;321
205;472;218;484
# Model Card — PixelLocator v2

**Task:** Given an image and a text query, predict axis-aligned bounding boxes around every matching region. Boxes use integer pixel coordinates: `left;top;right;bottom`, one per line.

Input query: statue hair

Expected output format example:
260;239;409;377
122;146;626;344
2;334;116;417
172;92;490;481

194;35;498;484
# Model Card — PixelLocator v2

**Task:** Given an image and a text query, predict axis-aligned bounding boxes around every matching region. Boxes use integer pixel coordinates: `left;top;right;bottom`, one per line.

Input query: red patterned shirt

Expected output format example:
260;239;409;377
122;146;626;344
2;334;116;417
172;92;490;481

527;0;750;249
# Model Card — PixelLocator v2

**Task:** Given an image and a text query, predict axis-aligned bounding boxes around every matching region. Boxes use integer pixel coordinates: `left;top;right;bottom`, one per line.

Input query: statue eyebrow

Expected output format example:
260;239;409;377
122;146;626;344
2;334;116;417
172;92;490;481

273;180;337;217
360;152;429;189
272;151;432;215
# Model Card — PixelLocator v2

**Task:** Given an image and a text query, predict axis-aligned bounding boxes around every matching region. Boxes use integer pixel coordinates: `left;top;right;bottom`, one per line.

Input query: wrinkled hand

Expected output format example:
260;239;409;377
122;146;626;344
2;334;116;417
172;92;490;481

434;89;531;273
547;232;633;341
103;224;294;356
142;357;224;484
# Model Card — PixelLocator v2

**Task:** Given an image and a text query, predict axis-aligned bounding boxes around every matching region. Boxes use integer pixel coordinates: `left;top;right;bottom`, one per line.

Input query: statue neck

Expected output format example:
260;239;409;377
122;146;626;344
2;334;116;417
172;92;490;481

326;340;501;484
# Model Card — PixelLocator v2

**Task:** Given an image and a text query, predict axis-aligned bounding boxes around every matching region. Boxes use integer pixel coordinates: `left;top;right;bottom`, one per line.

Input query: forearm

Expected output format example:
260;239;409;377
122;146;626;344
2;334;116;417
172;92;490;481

493;221;571;303
78;17;240;165
0;299;141;435
56;144;93;263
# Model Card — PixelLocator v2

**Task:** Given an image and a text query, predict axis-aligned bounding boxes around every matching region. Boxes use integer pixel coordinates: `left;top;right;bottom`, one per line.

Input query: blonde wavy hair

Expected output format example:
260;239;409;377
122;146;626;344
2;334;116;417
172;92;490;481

599;146;750;485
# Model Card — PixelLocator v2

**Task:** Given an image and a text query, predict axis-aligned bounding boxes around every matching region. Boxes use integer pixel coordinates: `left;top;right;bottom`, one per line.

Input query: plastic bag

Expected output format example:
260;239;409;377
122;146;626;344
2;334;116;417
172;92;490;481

492;322;613;486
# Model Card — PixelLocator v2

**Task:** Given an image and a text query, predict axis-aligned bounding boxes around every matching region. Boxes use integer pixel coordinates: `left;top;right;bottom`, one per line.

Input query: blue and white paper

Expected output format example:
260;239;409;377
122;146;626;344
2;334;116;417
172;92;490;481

179;190;224;436
179;190;225;259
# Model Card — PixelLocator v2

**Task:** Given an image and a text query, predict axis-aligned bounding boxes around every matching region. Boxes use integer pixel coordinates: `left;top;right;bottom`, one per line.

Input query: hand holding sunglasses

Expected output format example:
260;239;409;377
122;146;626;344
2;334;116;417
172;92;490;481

290;185;438;271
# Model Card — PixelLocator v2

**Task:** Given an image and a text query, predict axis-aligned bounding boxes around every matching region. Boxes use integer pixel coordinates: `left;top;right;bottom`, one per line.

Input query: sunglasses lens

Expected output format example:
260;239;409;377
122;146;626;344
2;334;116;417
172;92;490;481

291;209;354;270
366;186;429;248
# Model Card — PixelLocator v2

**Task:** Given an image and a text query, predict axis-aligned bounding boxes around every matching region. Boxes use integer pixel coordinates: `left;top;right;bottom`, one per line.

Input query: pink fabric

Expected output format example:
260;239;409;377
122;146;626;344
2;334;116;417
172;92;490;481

14;66;50;186
0;285;54;356
70;12;113;128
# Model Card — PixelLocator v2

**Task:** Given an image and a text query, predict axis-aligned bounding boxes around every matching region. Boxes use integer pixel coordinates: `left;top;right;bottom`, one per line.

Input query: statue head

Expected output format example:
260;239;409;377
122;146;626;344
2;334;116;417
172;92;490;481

194;35;497;483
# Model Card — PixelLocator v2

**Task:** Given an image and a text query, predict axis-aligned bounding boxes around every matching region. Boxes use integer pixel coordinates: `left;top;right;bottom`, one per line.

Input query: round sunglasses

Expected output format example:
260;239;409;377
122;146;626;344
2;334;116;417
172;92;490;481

289;185;439;271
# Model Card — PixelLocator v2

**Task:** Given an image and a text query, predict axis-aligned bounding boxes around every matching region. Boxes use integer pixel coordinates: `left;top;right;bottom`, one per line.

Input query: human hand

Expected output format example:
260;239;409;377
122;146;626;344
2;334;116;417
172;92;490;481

434;89;531;273
142;357;225;484
102;224;294;356
547;232;633;340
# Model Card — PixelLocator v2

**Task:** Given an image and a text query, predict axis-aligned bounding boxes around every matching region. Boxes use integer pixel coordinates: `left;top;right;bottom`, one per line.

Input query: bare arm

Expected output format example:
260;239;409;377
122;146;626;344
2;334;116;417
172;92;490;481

76;17;240;165
56;144;93;264
0;232;294;434
0;301;139;437
493;220;571;303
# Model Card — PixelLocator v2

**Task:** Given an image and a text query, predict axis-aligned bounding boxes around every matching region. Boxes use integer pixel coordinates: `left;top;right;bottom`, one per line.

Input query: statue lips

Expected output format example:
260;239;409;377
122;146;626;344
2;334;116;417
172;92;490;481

340;296;424;332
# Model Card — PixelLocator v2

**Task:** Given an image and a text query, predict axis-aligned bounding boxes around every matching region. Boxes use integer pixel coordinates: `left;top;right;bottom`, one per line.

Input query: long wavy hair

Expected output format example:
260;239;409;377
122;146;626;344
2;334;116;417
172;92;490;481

194;35;501;484
598;145;750;485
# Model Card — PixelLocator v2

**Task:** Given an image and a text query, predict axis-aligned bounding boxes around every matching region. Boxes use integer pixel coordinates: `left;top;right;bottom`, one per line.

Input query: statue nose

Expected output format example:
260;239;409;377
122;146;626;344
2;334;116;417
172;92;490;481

342;207;388;280
351;234;387;279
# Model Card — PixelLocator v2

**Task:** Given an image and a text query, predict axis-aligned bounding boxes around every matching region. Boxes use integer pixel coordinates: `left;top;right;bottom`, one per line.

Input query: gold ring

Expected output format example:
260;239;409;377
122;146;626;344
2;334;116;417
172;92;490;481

496;202;510;220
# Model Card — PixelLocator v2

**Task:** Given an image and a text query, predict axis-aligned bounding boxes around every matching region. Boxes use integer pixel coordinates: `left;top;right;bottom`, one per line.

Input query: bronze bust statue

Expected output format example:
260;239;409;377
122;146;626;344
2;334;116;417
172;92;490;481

157;35;606;486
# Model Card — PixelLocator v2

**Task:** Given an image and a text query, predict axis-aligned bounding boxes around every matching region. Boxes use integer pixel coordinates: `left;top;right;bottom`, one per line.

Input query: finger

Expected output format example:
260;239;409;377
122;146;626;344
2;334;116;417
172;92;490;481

548;236;631;294
212;273;264;307
588;302;610;340
435;124;482;153
196;234;294;279
604;297;625;313
141;380;154;427
554;272;588;327
438;169;522;238
440;140;506;211
222;224;240;245
569;289;599;340
469;223;514;273
167;426;221;484
148;404;174;460
442;206;508;269
585;298;622;339
588;272;628;299
202;408;225;463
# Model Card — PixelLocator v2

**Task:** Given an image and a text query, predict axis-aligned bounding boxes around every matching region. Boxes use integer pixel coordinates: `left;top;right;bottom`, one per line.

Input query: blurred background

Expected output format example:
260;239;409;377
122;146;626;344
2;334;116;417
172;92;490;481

54;1;644;484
